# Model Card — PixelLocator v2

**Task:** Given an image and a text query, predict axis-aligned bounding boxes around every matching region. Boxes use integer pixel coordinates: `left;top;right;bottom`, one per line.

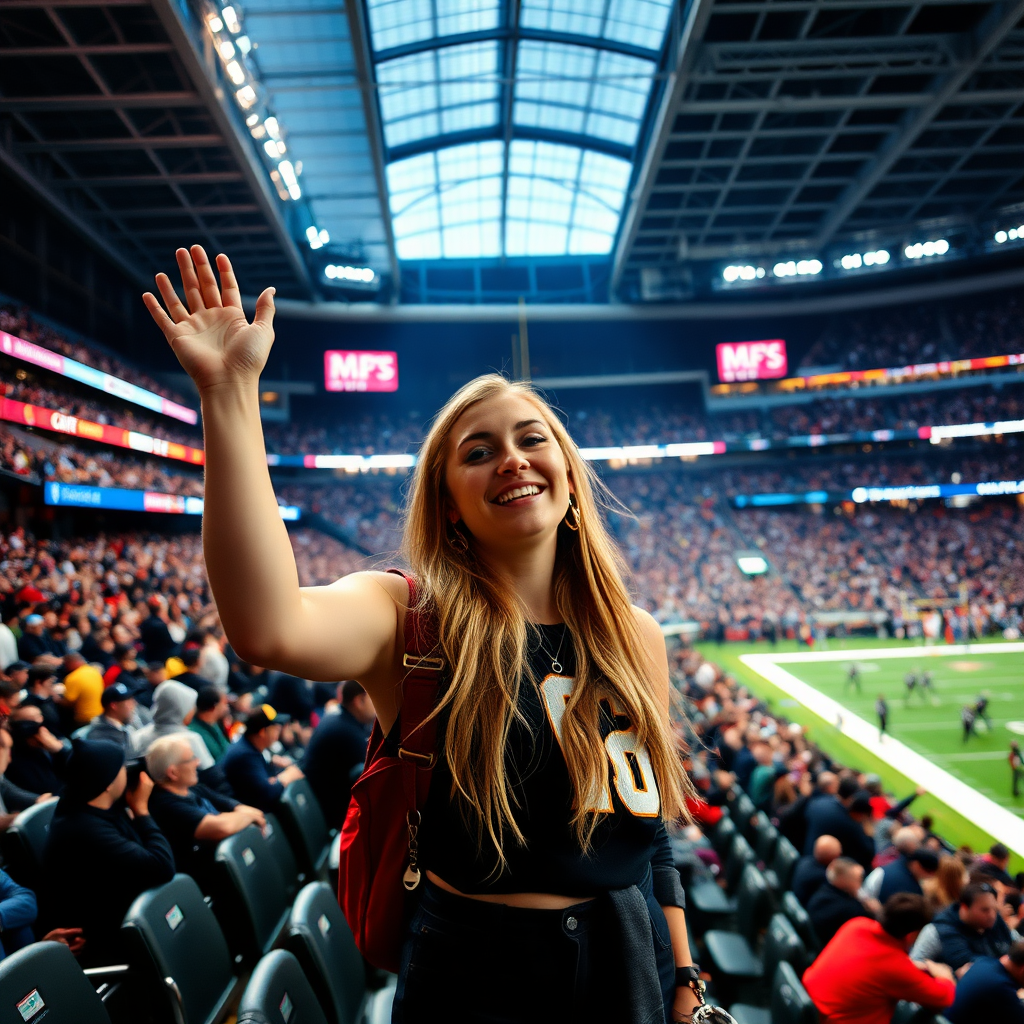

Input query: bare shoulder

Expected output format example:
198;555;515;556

632;605;667;650
632;606;670;703
325;569;410;608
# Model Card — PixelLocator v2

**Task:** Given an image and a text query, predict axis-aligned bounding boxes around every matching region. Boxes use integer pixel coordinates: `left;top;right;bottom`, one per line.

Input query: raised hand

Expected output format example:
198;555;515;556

142;246;276;393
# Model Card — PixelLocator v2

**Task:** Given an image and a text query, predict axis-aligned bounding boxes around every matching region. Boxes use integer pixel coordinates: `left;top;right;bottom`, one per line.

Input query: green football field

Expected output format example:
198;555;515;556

694;638;1024;869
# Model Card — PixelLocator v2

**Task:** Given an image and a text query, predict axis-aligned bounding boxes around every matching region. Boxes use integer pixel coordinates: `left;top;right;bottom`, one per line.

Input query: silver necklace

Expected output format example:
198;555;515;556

536;624;568;674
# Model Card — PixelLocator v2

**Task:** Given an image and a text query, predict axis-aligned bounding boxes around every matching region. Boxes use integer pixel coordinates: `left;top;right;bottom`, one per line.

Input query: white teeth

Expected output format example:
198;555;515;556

495;485;541;505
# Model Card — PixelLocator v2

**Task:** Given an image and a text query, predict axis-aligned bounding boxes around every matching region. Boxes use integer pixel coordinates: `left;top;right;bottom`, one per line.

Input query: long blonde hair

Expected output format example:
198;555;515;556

402;374;692;866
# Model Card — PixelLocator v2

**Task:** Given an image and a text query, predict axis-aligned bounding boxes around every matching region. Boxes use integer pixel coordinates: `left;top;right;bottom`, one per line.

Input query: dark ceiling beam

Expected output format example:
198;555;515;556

672;90;1024;115
0;92;200;111
18;134;225;152
132;224;272;237
815;0;1024;247
610;0;716;293
85;204;262;217
0;43;175;56
149;0;315;297
346;0;399;291
49;172;244;186
371;25;657;65
499;0;521;260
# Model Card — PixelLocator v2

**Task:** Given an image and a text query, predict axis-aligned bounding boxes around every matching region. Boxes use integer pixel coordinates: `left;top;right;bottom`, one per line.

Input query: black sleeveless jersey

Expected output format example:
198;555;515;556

417;623;665;896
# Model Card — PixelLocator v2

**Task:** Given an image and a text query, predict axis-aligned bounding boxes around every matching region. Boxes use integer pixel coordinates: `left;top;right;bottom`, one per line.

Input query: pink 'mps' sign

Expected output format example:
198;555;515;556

324;350;398;392
716;340;788;383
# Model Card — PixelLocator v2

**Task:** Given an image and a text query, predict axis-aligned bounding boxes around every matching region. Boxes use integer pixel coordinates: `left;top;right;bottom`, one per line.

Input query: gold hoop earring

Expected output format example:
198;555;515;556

447;523;470;554
564;495;581;532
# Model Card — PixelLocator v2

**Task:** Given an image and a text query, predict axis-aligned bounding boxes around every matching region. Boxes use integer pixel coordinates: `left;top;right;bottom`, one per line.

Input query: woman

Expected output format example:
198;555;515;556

143;246;705;1023
923;855;968;914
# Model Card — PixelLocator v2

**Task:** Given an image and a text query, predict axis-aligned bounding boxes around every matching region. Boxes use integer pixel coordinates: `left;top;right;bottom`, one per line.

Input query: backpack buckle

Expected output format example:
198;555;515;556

402;653;444;672
398;748;436;767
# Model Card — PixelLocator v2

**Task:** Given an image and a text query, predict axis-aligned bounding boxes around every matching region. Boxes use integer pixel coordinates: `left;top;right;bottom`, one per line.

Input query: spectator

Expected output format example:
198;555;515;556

140;597;176;665
302;680;374;829
912;881;1015;972
923;855;969;914
41;738;174;966
804;778;875;870
945;938;1024;1023
792;834;842;908
20;665;63;737
189;687;231;762
0;867;37;961
807;857;875;946
60;653;105;727
81;681;137;751
803;893;956;1024
0;614;17;671
197;631;229;693
146;735;264;891
17;614;56;663
102;644;146;693
877;848;940;903
974;843;1015;887
221;705;304;812
131;680;214;773
2;661;29;695
6;711;67;796
778;771;837;853
0;726;42;831
168;647;214;692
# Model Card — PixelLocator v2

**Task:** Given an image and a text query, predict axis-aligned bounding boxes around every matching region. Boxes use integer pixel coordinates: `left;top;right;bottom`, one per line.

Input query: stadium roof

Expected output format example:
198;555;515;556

1;0;1023;304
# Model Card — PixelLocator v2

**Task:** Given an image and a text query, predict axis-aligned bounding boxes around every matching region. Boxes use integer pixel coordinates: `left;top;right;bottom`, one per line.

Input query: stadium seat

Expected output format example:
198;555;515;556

264;813;303;900
709;814;737;858
121;873;239;1024
213;824;291;965
723;834;757;893
237;950;328;1024
770;961;818;1024
703;865;772;982
781;892;818;954
733;792;757;838
278;779;332;879
286;881;367;1024
751;812;778;864
688;832;756;926
1;797;58;892
0;940;112;1024
768;837;801;894
890;1005;953;1024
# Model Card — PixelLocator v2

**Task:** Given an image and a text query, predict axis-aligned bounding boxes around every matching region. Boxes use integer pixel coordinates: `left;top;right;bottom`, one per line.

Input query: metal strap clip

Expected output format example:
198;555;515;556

402;653;445;671
398;747;436;767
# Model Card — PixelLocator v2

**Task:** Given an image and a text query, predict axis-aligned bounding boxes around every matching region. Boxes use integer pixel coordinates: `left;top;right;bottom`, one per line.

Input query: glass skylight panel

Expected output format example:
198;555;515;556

387;141;502;259
513;41;655;149
367;0;501;53
520;0;673;54
377;40;500;148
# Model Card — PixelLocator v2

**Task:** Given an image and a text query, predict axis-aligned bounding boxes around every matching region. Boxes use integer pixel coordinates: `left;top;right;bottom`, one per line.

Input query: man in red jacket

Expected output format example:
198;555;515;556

803;893;955;1024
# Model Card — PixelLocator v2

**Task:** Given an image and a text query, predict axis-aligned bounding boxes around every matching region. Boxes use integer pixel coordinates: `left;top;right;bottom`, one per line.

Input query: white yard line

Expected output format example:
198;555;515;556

761;642;1024;664
741;649;1024;857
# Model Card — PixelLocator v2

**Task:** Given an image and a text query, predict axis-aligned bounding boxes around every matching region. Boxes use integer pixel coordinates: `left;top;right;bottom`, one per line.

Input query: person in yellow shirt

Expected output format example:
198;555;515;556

61;653;105;725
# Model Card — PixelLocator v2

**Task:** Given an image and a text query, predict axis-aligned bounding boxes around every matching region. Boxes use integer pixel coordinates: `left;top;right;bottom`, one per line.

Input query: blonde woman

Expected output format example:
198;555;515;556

144;247;704;1024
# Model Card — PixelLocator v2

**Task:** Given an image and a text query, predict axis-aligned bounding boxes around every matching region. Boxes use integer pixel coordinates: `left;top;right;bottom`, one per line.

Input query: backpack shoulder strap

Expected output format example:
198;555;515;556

385;568;443;768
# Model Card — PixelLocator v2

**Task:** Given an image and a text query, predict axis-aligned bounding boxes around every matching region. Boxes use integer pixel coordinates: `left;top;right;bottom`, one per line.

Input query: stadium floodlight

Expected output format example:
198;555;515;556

904;239;949;259
306;226;322;250
225;60;245;85
235;85;257;108
735;552;770;576
318;229;330;244
245;113;260;127
263;140;278;159
219;40;235;59
264;117;281;140
278;160;301;200
325;264;377;283
221;5;241;32
722;265;765;283
994;227;1024;243
207;13;224;30
237;35;252;53
773;259;822;278
840;249;890;269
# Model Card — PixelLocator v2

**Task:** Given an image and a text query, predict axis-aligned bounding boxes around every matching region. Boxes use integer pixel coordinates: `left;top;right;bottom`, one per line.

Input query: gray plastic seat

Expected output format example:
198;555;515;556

781;891;818;954
278;779;332;879
724;834;756;892
286;882;366;1024
733;792;757;837
891;1004;953;1024
0;940;111;1024
214;824;291;965
751;812;779;864
770;837;801;893
0;797;58;892
121;873;239;1024
264;813;303;900
237;950;328;1024
770;961;818;1024
709;814;736;857
703;866;774;980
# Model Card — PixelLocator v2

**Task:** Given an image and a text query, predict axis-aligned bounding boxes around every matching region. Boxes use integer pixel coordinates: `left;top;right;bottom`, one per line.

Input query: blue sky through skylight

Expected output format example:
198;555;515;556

367;0;501;52
520;0;673;53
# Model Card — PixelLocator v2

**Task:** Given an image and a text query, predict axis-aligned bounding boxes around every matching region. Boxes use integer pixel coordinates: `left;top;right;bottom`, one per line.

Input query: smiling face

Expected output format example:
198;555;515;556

445;392;573;557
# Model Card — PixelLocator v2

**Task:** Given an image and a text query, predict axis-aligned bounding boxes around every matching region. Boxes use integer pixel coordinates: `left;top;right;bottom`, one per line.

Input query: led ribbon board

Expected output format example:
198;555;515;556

324;350;398;392
716;340;788;383
0;397;205;465
731;479;1024;507
1;332;198;424
44;482;299;519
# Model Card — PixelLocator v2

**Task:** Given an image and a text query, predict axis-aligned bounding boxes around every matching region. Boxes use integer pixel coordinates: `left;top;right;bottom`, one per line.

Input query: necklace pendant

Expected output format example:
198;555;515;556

551;659;563;674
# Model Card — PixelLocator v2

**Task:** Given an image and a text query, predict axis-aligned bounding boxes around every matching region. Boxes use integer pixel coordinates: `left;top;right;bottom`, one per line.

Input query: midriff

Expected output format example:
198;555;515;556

426;870;597;909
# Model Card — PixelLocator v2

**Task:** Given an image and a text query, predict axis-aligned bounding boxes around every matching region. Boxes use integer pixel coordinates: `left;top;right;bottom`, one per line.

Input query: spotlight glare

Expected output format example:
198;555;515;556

319;229;330;244
245;113;260;127
221;5;240;32
306;226;322;249
906;238;949;259
235;85;257;108
1009;228;1019;240
995;230;1008;243
225;60;245;85
263;139;278;158
207;14;223;31
237;35;252;53
218;40;235;59
264;117;281;140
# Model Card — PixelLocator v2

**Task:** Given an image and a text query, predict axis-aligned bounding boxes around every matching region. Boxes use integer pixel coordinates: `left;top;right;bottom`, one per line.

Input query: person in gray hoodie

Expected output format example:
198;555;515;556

131;680;213;771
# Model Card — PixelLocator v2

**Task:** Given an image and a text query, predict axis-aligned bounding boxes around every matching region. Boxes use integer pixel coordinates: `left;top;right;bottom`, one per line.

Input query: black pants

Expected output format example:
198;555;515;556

392;878;675;1024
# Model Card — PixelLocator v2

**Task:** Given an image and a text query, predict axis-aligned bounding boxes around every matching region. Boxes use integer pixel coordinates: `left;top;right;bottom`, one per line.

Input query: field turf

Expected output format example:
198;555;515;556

694;638;1024;869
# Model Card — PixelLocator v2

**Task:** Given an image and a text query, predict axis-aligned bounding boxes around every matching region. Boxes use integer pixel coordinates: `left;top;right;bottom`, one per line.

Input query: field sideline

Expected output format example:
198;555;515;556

691;637;1024;871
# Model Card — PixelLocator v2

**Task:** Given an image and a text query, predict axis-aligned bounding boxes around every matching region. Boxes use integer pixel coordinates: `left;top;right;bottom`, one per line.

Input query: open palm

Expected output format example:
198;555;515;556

142;246;276;393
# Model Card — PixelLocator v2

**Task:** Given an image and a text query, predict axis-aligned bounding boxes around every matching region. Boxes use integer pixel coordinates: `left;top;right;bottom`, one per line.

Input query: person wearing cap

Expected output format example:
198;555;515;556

17;614;56;663
2;661;29;693
878;847;940;903
188;687;231;762
221;704;304;811
80;682;138;752
21;665;63;737
147;734;264;891
804;776;876;871
807;856;877;947
41;738;174;966
5;706;69;797
60;653;105;726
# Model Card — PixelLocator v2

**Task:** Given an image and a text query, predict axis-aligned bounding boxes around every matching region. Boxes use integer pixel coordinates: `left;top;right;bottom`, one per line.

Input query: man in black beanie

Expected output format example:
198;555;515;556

41;738;174;966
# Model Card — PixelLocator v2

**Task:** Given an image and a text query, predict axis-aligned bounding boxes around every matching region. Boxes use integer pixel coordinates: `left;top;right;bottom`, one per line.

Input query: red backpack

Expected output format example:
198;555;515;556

336;570;444;972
